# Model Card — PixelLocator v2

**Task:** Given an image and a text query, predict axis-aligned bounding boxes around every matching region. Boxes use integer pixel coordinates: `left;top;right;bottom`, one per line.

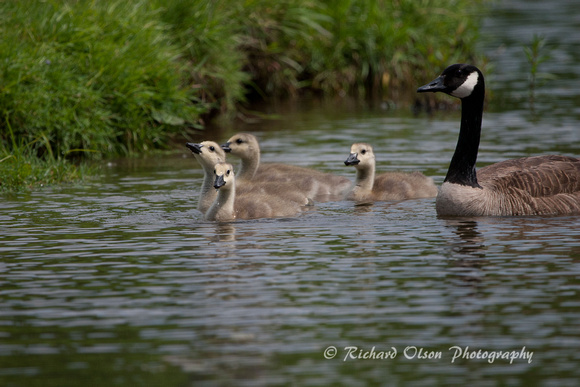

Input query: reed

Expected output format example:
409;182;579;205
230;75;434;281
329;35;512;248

523;34;554;112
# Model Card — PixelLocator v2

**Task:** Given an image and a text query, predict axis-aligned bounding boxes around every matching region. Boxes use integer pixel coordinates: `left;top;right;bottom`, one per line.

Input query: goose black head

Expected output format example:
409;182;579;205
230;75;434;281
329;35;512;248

417;64;484;99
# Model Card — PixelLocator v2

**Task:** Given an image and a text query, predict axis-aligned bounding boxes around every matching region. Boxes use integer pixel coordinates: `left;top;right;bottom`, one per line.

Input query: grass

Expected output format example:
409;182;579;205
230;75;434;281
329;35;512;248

0;117;89;192
0;0;487;192
232;0;486;99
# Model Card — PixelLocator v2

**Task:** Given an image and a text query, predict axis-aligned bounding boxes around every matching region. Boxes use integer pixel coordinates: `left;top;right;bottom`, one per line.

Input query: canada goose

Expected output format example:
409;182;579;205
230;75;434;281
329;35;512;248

417;63;580;216
186;141;226;214
205;162;307;221
221;133;351;201
186;141;312;214
344;142;438;202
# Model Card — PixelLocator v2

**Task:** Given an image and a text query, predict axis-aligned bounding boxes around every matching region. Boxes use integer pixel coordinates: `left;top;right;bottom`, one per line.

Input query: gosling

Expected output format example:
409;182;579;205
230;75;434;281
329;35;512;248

344;142;438;202
205;163;309;221
186;141;227;214
221;132;351;201
186;141;313;216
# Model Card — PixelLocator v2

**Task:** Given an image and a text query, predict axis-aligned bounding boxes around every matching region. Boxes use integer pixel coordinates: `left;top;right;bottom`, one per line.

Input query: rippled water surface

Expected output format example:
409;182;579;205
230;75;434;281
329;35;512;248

2;1;580;386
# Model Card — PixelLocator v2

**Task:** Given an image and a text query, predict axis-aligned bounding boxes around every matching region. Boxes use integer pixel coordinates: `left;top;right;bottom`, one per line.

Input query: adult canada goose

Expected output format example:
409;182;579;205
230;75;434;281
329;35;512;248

221;133;351;201
185;141;312;215
417;63;580;216
205;162;307;221
344;142;438;202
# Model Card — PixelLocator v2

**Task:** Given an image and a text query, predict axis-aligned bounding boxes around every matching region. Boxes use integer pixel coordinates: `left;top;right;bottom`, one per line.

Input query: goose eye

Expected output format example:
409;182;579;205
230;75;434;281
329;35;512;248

209;146;215;151
361;149;366;155
236;138;243;144
227;170;231;175
213;169;216;174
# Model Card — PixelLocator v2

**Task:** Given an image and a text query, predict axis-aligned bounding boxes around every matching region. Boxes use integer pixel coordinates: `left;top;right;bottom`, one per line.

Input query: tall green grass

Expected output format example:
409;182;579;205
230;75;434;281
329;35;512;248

0;0;203;158
0;0;486;192
227;0;485;98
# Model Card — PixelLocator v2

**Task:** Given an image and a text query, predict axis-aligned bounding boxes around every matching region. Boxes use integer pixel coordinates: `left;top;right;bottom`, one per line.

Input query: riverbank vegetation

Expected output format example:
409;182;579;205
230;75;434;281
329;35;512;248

0;0;486;192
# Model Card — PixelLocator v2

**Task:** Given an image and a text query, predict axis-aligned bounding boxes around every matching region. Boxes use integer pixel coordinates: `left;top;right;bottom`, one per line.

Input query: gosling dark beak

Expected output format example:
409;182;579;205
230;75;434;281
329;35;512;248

221;142;232;153
213;174;226;189
186;142;203;154
344;153;360;166
417;75;446;93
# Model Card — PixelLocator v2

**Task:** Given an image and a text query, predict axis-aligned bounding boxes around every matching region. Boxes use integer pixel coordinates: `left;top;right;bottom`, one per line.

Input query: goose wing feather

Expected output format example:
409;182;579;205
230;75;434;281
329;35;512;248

478;155;580;196
477;155;580;215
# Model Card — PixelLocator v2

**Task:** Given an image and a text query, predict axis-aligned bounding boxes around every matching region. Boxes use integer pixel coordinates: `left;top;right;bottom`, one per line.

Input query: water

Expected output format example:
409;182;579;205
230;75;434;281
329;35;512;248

2;1;580;386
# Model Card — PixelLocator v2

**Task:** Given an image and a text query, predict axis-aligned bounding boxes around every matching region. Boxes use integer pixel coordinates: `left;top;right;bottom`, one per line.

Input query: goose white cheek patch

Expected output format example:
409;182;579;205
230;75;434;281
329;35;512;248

451;71;479;98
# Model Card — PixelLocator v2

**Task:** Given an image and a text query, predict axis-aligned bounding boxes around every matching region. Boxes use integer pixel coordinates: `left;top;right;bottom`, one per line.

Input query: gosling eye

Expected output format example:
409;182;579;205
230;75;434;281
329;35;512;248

236;138;243;144
361;149;366;155
226;169;231;176
209;146;215;151
213;169;216;174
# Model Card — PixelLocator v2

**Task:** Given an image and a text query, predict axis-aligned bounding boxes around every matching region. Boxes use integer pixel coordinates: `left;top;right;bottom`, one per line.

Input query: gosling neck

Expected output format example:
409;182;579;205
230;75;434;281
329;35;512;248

444;91;484;188
354;162;376;193
199;170;217;213
238;149;260;181
205;183;236;221
196;157;217;214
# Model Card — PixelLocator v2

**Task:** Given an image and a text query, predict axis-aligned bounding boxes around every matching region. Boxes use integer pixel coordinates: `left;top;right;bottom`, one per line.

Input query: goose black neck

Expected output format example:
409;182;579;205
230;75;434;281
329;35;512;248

444;91;484;188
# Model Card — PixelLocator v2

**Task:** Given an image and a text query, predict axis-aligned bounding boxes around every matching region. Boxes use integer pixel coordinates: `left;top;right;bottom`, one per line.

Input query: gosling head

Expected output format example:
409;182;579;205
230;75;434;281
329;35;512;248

344;142;375;169
213;162;235;190
186;141;226;170
221;133;259;158
417;63;484;99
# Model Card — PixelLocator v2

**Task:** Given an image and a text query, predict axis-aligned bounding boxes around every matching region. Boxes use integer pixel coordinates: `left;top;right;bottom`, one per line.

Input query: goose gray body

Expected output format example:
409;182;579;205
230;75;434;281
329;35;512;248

418;64;580;216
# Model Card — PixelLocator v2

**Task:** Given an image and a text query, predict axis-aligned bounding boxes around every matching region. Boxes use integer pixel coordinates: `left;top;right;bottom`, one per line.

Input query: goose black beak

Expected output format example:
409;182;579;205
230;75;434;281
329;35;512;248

417;75;446;93
213;174;226;189
221;142;232;153
344;153;360;166
186;142;203;154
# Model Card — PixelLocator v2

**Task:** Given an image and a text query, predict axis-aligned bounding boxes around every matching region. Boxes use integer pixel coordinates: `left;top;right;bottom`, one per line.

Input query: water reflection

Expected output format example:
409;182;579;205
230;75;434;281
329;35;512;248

440;219;488;298
443;219;487;259
209;222;237;242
